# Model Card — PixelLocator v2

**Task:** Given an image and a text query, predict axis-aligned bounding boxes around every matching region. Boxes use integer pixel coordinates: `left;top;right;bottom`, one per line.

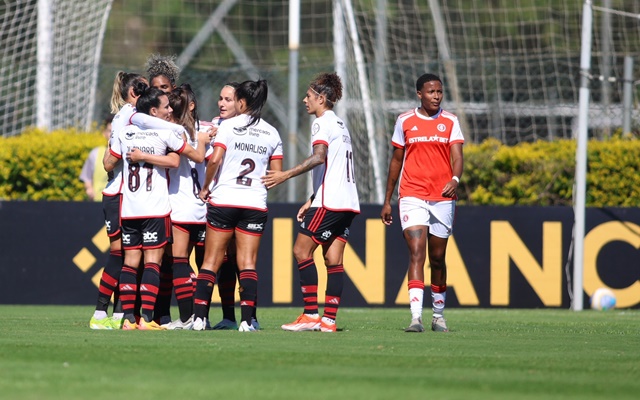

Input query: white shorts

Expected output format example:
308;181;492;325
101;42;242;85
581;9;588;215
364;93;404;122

398;197;455;239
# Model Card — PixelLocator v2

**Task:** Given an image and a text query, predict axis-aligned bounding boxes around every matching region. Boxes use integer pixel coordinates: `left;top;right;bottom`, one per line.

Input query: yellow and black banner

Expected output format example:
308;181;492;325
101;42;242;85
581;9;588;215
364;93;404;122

0;202;638;308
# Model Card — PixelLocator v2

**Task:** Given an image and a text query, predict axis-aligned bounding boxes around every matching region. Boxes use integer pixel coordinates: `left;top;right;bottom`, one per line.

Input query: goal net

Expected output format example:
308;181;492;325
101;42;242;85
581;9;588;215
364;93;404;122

0;0;112;138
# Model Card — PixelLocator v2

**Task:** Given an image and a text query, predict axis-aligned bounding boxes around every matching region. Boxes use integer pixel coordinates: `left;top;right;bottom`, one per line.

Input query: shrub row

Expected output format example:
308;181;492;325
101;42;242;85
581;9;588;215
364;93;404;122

1;129;638;206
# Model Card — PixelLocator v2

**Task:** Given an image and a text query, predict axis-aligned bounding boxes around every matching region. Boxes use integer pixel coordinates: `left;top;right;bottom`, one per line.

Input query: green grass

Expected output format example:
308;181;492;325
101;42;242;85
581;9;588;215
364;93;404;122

0;306;638;400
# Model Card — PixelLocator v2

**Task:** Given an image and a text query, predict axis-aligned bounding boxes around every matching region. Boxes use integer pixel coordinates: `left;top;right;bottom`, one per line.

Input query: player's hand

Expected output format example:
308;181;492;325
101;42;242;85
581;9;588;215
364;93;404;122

441;179;458;198
297;199;312;222
196;131;209;145
380;203;393;225
261;170;287;189
126;148;144;163
198;187;210;203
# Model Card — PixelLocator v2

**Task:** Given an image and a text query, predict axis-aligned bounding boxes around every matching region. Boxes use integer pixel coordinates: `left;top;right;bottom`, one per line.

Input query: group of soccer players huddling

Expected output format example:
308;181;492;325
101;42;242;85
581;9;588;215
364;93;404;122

89;54;360;332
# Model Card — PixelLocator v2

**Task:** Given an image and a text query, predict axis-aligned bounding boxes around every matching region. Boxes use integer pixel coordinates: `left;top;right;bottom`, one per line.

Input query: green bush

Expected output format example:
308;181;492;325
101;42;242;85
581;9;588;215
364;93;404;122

1;130;638;206
0;128;104;201
459;137;640;206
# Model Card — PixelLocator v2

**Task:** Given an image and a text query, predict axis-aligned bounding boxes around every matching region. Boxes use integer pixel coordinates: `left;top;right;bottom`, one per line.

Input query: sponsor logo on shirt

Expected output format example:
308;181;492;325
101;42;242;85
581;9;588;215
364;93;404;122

122;233;131;245
233;126;248;135
407;135;449;144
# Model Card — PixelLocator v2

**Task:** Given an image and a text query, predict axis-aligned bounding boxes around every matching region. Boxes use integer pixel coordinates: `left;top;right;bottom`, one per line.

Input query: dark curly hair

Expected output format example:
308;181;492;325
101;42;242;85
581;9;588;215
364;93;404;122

309;72;343;109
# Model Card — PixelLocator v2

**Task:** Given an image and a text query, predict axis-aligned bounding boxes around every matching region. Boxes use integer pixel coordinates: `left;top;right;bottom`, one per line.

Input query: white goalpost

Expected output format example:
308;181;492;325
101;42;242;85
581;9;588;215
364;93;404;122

1;0;113;137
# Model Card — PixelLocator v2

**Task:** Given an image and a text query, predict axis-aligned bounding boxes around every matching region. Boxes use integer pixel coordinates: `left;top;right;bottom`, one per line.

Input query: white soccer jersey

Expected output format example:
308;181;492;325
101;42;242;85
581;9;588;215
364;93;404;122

168;132;210;224
309;110;360;213
103;103;135;196
208;114;283;211
110;125;187;218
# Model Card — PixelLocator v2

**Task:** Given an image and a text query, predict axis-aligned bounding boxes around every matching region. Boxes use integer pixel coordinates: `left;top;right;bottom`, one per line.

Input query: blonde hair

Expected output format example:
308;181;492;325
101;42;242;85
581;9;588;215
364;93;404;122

109;71;147;113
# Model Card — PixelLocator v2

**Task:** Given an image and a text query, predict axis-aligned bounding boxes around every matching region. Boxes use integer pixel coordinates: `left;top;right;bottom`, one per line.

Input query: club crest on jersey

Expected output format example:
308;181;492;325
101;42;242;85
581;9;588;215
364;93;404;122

312;123;320;136
173;130;183;140
233;126;248;136
437;123;447;132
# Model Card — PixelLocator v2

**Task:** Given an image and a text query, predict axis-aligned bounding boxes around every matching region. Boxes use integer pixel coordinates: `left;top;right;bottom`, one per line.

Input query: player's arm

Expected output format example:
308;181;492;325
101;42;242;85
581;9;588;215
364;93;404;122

261;143;327;189
442;142;463;198
180;131;209;163
126;148;180;169
103;150;121;173
198;145;226;202
380;146;404;225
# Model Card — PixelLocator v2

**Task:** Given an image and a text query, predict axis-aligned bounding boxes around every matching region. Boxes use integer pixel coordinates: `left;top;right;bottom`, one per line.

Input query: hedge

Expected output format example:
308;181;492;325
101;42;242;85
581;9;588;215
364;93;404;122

1;129;638;206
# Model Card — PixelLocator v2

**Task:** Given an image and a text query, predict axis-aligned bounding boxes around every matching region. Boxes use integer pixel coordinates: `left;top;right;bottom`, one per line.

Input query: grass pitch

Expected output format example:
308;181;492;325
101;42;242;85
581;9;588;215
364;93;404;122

0;306;638;400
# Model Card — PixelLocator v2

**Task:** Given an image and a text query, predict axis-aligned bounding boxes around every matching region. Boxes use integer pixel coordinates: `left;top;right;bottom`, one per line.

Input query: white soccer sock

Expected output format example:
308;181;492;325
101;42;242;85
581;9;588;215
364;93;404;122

432;291;446;317
93;310;108;319
408;288;424;320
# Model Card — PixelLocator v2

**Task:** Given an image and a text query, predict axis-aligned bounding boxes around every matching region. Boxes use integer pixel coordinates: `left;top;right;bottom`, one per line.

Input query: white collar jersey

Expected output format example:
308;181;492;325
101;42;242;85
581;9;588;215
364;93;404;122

103;103;135;196
209;114;283;211
110;125;186;219
168;131;210;224
309;110;360;213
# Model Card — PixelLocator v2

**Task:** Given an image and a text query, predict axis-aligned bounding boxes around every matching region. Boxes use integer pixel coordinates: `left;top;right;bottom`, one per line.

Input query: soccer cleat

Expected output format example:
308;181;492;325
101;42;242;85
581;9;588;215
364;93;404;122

110;315;124;330
162;315;194;330
89;316;115;330
431;316;449;332
211;318;238;330
158;315;172;326
251;318;261;330
122;319;138;330
238;321;256;332
281;314;320;332
138;319;166;331
192;317;208;331
404;317;425;332
320;320;337;333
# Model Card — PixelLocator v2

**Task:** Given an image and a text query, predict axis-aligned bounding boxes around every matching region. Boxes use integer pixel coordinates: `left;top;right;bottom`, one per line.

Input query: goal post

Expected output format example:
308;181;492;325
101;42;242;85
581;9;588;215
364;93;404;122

1;0;113;137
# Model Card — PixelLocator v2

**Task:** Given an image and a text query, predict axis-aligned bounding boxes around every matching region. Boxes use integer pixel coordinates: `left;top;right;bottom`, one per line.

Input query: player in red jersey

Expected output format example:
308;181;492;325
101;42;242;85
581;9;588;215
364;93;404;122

380;73;464;333
262;72;360;333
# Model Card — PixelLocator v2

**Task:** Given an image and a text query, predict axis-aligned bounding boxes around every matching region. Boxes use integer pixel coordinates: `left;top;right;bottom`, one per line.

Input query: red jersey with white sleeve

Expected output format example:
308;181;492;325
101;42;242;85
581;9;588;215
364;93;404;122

309;110;360;213
208;114;283;211
110;125;187;219
168;126;211;224
103;103;135;196
391;107;464;201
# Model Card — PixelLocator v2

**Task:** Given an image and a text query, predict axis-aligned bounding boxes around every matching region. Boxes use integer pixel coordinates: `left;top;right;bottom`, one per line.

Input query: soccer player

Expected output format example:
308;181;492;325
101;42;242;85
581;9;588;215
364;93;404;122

88;71;147;330
261;72;360;333
194;79;283;332
380;73;464;333
126;84;211;330
208;82;260;331
104;87;202;330
146;53;180;93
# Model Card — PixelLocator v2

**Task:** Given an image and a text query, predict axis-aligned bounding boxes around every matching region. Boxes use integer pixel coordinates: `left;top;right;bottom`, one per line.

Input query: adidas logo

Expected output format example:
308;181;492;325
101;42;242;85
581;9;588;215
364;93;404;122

121;284;134;291
195;299;208;306
328;298;339;305
411;125;419;131
240;301;249;306
140;285;149;291
410;297;420;303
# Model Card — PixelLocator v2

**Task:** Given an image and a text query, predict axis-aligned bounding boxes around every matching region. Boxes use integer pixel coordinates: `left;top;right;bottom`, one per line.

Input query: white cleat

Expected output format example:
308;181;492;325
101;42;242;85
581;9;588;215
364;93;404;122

161;315;194;330
192;317;208;331
238;321;256;332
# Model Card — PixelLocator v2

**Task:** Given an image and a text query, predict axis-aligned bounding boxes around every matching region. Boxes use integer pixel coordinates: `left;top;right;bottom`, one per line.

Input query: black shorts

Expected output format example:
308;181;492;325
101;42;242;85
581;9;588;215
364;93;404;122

102;194;122;237
299;207;357;244
121;216;172;250
207;205;268;236
173;222;206;246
